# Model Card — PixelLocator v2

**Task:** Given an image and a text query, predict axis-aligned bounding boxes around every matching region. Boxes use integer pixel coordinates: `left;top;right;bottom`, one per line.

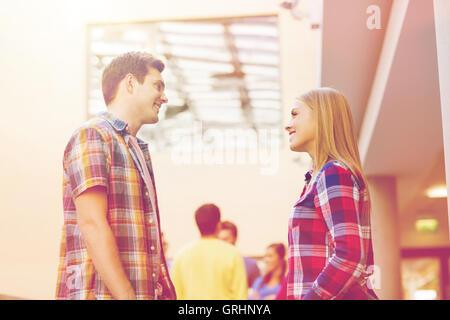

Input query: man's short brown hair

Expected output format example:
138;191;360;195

195;204;221;236
102;51;165;106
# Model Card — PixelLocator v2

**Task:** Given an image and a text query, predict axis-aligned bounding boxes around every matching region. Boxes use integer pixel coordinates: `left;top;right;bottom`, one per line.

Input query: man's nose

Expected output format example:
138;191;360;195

160;92;168;104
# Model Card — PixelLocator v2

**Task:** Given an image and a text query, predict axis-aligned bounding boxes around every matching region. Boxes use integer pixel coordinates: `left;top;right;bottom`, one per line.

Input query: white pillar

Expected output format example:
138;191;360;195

434;0;450;234
368;176;403;300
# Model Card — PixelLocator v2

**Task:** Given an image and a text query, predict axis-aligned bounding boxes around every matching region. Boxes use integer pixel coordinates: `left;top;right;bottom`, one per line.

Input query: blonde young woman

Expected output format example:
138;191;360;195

278;87;378;300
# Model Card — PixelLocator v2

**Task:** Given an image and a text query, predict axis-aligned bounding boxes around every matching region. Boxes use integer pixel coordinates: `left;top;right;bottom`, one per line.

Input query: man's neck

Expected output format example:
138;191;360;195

201;235;217;240
107;103;141;137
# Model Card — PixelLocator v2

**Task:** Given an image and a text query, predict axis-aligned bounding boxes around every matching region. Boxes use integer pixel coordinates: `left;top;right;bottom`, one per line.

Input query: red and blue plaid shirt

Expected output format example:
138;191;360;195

283;160;377;300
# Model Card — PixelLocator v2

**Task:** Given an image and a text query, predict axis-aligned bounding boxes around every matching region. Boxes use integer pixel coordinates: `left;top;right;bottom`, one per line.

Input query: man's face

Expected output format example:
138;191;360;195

133;67;168;124
218;229;236;246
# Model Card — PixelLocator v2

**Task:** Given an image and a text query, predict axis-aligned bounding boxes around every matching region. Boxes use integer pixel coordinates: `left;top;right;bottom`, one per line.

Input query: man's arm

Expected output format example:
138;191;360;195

75;186;136;300
170;254;185;300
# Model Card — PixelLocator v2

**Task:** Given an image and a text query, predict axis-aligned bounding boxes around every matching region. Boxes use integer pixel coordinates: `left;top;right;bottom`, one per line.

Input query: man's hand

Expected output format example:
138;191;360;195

75;185;136;300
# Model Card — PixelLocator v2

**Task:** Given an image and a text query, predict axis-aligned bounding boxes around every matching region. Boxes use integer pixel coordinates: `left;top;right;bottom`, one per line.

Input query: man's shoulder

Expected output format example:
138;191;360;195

66;116;118;147
174;240;199;258
244;256;259;267
213;239;243;257
63;117;118;161
77;116;115;139
179;239;239;254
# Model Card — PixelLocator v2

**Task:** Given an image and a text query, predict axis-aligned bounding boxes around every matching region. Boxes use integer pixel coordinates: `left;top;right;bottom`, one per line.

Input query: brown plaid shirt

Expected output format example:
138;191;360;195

56;112;176;300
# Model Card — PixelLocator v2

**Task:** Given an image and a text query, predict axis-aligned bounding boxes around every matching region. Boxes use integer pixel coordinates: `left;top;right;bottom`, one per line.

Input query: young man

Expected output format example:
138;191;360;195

171;204;248;300
218;221;261;288
56;52;176;300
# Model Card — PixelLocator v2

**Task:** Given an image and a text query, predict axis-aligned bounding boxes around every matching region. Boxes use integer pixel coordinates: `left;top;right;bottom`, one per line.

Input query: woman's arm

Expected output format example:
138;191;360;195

275;275;287;300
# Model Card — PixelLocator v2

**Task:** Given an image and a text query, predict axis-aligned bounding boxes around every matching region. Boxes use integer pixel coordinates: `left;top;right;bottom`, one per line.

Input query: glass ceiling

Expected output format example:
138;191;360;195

87;16;281;152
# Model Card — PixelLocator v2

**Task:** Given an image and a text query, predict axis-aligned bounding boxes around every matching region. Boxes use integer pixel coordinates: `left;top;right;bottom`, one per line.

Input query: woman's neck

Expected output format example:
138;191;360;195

267;267;283;286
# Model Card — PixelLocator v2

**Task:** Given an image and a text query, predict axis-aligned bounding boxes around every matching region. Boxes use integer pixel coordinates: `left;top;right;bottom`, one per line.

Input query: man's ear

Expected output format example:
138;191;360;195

125;73;135;94
214;223;221;235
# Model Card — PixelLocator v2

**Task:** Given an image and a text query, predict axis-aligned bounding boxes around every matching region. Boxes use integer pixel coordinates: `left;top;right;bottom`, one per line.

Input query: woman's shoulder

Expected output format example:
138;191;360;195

252;276;263;289
322;160;349;173
310;160;348;184
315;160;364;189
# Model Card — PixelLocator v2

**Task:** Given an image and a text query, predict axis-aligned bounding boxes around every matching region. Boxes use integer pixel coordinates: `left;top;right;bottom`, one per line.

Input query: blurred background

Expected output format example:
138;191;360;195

0;0;449;300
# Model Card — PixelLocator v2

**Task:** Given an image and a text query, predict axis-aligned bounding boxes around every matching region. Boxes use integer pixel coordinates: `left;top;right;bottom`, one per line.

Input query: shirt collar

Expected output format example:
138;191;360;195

99;111;130;135
304;168;314;183
99;111;149;147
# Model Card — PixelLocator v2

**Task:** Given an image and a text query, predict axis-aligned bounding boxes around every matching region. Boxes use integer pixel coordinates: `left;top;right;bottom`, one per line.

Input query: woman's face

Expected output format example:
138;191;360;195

285;101;316;154
264;247;281;273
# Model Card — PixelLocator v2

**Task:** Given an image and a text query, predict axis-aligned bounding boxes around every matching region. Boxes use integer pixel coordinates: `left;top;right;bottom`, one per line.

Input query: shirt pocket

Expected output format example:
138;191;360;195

110;165;143;196
289;195;317;241
292;192;315;219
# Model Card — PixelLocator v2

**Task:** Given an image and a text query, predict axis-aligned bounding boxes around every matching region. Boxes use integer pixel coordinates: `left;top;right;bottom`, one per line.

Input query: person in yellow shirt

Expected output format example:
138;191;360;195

171;203;248;300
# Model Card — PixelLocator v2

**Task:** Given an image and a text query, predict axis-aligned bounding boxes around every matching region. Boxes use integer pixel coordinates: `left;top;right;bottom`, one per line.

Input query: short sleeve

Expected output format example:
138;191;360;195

251;277;263;291
63;127;110;199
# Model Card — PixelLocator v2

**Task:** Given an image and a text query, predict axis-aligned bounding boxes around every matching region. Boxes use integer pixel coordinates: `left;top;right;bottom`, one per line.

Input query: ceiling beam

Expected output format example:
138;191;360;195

161;52;199;120
163;53;277;68
160;40;279;54
223;23;254;128
358;0;410;165
433;0;450;237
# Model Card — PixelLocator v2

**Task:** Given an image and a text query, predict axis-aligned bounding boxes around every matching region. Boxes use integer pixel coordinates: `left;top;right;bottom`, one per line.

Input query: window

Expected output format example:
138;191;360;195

87;16;282;152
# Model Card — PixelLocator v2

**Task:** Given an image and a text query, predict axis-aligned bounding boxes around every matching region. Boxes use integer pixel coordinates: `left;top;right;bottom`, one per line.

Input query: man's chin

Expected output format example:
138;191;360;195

143;114;159;124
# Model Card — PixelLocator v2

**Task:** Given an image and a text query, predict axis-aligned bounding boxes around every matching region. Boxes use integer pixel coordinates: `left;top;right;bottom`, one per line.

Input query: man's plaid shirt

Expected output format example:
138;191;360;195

286;161;377;300
56;112;176;300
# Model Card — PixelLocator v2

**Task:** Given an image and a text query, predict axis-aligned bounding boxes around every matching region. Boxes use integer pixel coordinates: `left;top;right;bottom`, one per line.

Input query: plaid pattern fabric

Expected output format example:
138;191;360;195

56;112;176;300
286;160;376;300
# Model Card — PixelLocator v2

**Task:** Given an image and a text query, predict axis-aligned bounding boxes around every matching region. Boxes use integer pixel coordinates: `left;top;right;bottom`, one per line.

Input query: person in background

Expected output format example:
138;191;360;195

171;204;247;300
279;87;378;300
249;243;286;300
218;221;261;288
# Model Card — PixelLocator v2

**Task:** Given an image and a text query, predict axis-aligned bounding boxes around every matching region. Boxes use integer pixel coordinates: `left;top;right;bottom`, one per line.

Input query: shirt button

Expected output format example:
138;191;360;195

145;191;149;197
152;273;156;278
150;245;155;251
149;218;154;224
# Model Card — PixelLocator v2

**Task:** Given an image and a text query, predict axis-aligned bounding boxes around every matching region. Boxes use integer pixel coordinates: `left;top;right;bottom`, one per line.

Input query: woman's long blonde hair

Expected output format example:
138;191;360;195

298;87;369;190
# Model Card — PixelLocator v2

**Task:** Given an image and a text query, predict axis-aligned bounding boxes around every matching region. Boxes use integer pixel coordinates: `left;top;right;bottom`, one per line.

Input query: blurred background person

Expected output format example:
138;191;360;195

249;243;286;300
171;204;247;300
218;221;261;288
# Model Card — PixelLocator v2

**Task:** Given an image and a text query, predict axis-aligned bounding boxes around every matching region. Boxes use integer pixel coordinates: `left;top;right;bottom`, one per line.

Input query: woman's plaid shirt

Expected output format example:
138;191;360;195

286;161;376;300
56;112;176;300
